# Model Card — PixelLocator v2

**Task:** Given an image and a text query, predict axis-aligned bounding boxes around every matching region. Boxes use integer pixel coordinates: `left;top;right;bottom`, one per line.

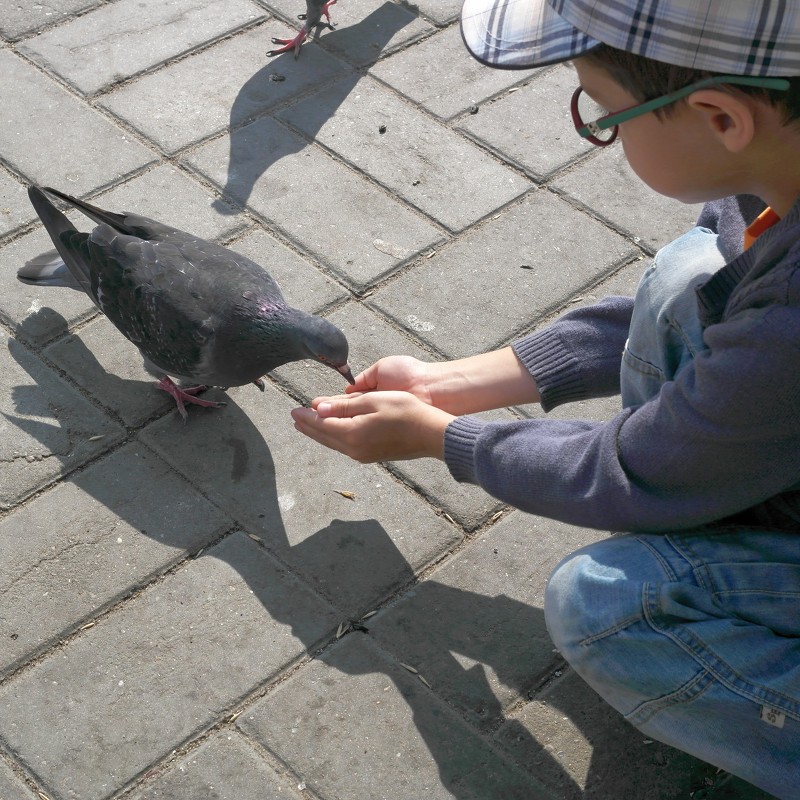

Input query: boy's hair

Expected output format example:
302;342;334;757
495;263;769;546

585;44;800;127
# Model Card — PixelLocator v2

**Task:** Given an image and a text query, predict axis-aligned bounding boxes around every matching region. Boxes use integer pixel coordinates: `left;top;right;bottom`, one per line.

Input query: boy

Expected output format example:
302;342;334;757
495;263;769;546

291;1;800;794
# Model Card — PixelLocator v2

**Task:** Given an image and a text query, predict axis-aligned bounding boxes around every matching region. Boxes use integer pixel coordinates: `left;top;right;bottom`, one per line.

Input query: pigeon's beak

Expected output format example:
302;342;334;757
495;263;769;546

337;363;355;385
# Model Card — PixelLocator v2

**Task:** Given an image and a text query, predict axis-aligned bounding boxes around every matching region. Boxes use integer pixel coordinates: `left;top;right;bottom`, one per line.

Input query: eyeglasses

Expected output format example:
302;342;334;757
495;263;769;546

571;74;791;147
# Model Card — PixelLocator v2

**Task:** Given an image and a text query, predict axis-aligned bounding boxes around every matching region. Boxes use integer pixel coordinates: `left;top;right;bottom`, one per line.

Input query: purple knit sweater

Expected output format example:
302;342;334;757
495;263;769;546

444;195;800;533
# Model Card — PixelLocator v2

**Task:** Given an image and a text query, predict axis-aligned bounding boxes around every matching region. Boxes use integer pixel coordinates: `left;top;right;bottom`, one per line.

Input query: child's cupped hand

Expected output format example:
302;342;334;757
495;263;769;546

291;388;453;463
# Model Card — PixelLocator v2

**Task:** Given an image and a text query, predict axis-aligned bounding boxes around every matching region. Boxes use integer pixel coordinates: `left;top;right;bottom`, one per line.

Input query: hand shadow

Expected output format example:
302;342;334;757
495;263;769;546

212;1;419;214
3;312;722;799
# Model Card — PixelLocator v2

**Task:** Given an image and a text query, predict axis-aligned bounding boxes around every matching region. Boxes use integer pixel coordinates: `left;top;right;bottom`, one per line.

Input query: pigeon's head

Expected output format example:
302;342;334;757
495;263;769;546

299;315;355;385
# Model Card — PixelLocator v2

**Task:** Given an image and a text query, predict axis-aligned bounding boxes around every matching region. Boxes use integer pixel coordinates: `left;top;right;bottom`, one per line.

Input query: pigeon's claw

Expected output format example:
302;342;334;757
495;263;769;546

320;0;337;23
156;377;227;423
268;30;308;58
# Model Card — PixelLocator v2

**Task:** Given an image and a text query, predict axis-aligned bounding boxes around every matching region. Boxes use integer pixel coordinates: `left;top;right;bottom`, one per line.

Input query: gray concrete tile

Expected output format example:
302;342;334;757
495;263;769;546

265;0;432;66
0;532;339;800
368;190;638;359
85;165;245;236
274;302;510;530
44;316;176;427
0;168;35;236
228;228;348;312
370;24;540;120
184;115;445;290
0;0;99;40
0;50;155;194
552;144;704;252
277;76;532;232
458;65;594;180
99;23;353;155
0;442;231;677
0;227;98;346
494;670;746;800
18;0;267;96
411;0;461;24
0;337;124;509
0;758;38;800
140;382;461;616
239;633;551;799
130;731;306;799
369;512;601;731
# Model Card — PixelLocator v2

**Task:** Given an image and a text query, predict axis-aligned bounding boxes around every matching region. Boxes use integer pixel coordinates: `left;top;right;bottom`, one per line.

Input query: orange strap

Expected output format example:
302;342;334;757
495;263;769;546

744;207;781;250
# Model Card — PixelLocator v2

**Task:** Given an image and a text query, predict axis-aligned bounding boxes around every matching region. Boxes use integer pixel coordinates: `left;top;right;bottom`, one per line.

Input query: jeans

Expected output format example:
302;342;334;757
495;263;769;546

544;228;800;799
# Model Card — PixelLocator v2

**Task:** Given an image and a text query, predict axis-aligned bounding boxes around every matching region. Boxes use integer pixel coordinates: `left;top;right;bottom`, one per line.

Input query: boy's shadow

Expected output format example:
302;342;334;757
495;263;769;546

212;1;418;214
5;314;710;799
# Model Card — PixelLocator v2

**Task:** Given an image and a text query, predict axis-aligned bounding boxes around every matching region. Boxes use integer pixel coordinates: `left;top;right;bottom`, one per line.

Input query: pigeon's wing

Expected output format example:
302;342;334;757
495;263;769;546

84;226;288;380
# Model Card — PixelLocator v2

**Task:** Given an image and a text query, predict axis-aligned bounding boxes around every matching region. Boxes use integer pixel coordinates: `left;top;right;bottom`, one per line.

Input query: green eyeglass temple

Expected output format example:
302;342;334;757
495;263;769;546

574;74;791;145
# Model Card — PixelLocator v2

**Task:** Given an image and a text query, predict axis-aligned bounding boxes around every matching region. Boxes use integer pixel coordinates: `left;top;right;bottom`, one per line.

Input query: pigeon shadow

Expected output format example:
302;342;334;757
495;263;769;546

212;1;418;214
3;314;724;799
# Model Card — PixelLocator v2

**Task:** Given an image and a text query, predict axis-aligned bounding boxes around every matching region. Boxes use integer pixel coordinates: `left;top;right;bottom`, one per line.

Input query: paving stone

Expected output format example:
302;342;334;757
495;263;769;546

0;0;99;39
368;190;637;359
458;65;594;180
130;732;306;799
100;24;353;155
228;228;348;312
0;227;98;346
274;301;511;530
552;143;705;252
0;50;154;194
266;0;432;66
0;338;124;509
0;758;38;800
0;442;231;676
140;382;460;616
44;316;177;427
0;167;35;236
494;670;770;800
278;76;532;232
409;0;462;24
0;532;339;800
18;0;266;96
239;634;551;799
369;513;601;731
184;115;445;290
370;24;540;120
84;165;245;236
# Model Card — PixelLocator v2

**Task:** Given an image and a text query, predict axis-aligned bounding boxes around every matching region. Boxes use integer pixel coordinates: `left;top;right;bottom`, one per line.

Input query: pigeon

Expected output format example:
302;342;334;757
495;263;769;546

268;0;338;58
20;186;355;420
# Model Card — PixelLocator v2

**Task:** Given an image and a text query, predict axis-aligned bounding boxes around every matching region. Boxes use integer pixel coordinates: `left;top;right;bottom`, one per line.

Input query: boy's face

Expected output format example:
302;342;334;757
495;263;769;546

572;58;738;204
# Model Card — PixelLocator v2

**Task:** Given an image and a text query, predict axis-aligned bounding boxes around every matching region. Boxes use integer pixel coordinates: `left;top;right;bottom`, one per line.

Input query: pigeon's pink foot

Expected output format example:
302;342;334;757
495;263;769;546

321;0;337;23
156;377;226;422
268;29;308;57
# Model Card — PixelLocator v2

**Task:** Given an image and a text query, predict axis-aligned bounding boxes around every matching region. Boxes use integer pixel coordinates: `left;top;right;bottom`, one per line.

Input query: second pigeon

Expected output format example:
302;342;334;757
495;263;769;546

20;186;354;420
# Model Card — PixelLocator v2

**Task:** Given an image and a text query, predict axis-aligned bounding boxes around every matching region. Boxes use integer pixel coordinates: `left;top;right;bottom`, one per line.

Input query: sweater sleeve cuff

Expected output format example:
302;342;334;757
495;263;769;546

443;416;485;484
512;329;588;412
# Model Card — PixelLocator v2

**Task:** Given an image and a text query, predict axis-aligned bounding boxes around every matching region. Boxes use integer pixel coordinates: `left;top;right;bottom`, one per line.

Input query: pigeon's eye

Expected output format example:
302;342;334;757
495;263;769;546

318;354;330;363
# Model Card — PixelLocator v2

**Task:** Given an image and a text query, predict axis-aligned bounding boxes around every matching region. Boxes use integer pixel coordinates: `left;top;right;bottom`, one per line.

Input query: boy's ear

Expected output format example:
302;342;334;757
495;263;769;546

687;89;756;153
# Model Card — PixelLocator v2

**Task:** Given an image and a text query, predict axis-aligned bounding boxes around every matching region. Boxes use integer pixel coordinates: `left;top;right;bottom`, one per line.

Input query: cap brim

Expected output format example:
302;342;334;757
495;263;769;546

461;0;601;70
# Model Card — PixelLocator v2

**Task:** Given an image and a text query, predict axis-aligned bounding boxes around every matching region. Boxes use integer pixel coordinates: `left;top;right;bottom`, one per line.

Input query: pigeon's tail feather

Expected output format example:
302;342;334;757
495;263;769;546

17;249;84;290
27;186;94;296
39;185;130;231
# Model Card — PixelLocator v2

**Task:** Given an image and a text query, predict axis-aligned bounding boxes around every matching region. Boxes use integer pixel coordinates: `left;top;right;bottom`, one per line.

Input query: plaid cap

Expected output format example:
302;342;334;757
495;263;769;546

461;0;800;76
